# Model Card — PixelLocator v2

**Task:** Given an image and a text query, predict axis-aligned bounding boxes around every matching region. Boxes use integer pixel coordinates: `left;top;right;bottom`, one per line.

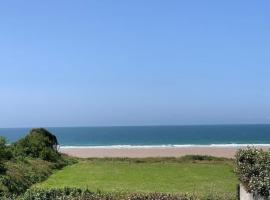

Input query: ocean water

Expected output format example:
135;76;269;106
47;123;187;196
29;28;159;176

0;125;270;147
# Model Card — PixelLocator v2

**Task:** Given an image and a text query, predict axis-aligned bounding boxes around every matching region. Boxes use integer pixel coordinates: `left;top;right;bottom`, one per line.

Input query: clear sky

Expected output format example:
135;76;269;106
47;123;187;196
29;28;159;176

0;1;270;127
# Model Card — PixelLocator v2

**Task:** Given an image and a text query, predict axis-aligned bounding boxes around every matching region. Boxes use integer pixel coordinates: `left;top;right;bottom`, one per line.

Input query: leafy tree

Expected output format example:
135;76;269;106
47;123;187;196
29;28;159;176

13;128;60;162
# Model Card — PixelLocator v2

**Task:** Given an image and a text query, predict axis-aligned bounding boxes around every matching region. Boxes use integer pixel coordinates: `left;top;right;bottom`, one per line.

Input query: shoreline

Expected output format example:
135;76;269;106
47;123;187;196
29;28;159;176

59;144;270;149
60;145;270;158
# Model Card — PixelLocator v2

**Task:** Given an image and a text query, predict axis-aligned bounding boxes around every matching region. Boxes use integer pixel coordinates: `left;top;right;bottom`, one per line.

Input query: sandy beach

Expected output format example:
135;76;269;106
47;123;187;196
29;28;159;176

60;146;269;158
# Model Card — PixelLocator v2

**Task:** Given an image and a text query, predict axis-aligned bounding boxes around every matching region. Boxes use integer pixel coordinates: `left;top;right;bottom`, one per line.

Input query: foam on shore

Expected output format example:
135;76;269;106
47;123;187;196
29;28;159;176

59;144;270;149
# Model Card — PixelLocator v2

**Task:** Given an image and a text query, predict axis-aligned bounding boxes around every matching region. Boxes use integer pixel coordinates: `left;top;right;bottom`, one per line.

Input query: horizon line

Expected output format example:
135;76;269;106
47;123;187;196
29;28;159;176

1;123;270;129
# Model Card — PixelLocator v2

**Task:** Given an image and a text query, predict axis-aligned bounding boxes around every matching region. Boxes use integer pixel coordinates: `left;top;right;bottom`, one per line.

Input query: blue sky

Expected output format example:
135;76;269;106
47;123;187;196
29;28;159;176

0;1;270;127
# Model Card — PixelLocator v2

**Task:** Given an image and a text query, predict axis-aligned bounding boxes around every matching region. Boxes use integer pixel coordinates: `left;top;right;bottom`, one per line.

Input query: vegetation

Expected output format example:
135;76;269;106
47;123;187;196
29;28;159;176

0;137;12;174
36;156;237;197
0;128;76;196
5;128;264;199
236;147;270;197
9;188;235;200
12;128;60;162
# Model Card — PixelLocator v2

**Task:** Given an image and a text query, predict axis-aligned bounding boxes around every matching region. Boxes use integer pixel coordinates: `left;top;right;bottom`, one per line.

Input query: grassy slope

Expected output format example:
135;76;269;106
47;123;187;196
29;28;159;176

36;158;237;196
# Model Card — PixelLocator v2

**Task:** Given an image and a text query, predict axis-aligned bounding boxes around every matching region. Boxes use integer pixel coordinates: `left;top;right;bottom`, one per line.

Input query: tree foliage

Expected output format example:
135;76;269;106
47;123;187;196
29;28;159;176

0;137;12;174
0;129;76;196
12;128;60;162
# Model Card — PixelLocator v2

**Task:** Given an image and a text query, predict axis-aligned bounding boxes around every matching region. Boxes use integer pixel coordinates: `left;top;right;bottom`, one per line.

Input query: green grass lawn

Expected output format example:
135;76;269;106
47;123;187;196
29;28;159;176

35;158;237;196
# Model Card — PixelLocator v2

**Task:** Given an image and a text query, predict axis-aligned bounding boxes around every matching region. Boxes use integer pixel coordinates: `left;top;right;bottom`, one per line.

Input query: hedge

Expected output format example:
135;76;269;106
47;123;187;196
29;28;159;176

0;188;235;200
236;147;270;197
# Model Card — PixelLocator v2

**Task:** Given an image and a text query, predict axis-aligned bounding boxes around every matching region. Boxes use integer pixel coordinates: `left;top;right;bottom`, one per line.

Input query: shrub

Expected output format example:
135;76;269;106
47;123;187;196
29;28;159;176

0;129;77;196
128;192;234;200
0;159;53;195
236;147;270;197
16;188;112;200
8;188;234;200
127;193;197;200
12;128;60;162
0;137;12;174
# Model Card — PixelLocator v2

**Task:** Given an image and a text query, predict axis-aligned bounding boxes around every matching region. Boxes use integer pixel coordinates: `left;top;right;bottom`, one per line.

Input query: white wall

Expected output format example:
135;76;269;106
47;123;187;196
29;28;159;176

239;184;269;200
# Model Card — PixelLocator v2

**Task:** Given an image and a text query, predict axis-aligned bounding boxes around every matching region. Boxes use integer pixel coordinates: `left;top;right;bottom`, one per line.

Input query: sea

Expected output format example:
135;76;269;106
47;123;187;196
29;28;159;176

0;125;270;148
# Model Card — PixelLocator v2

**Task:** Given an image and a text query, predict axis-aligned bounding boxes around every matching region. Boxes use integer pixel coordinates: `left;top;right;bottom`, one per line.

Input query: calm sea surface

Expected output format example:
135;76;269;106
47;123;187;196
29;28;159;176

0;125;270;147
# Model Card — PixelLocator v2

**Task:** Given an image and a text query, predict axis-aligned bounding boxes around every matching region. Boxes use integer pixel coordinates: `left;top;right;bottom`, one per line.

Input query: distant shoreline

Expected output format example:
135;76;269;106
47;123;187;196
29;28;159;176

60;145;270;158
59;144;270;149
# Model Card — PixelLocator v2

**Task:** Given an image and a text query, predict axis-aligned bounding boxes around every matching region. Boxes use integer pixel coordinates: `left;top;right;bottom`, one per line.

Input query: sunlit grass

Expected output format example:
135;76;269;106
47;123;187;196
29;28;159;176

36;157;237;196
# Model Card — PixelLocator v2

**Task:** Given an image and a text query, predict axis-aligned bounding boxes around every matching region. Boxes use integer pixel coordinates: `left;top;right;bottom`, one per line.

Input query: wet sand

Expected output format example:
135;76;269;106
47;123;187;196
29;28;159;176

60;146;268;158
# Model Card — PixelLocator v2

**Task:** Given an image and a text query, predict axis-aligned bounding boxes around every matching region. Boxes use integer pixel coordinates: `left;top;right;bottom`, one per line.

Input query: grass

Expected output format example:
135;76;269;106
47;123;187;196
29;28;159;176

35;156;237;197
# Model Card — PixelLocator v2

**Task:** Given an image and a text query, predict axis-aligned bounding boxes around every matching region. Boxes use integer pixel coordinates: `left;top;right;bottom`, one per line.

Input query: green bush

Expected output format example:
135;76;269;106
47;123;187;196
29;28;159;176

0;129;77;196
0;155;76;196
12;128;60;162
127;193;197;200
236;147;270;197
16;188;111;200
0;137;12;174
0;159;53;194
12;188;234;200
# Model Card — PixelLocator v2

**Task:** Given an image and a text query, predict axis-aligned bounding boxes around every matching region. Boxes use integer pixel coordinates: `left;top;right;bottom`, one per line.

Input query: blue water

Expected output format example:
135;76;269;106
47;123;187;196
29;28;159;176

0;125;270;147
